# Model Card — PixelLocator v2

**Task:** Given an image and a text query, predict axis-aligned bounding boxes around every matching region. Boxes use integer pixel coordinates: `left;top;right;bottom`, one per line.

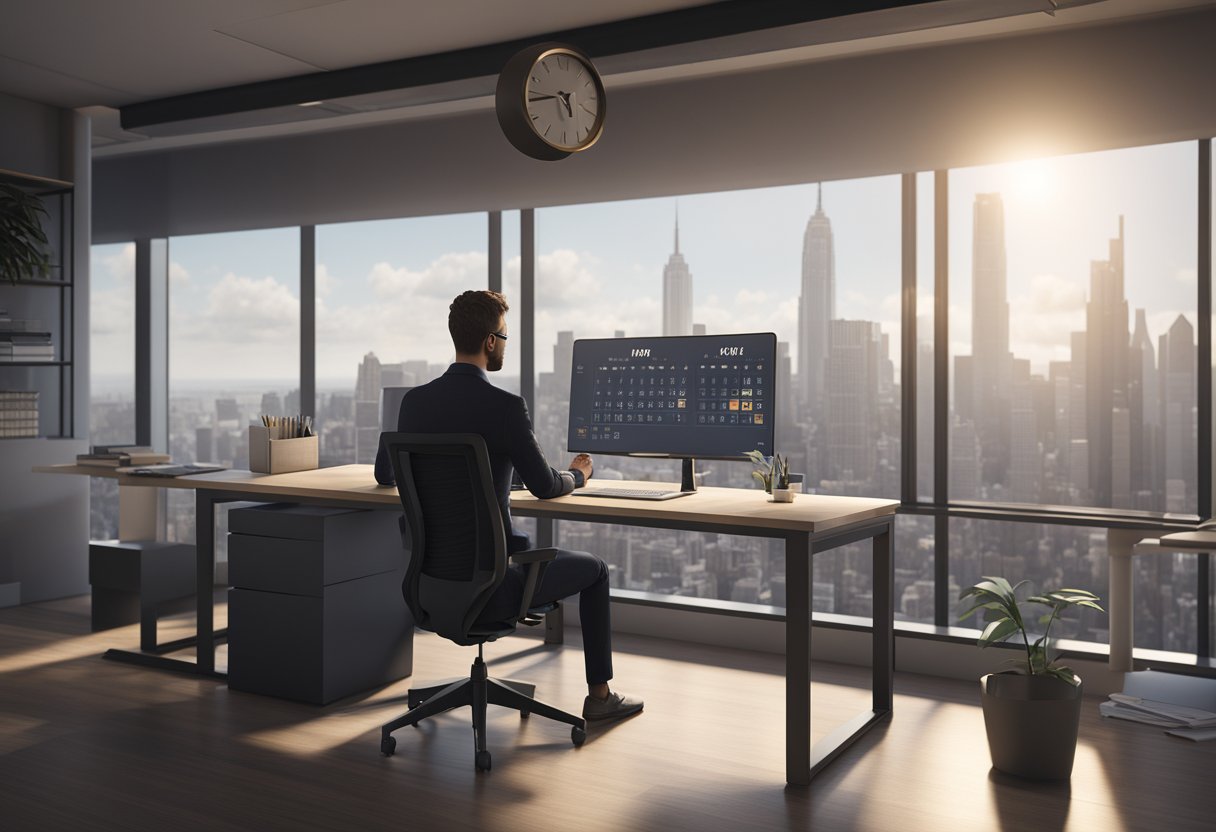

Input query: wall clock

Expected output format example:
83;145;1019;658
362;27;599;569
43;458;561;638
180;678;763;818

496;43;606;161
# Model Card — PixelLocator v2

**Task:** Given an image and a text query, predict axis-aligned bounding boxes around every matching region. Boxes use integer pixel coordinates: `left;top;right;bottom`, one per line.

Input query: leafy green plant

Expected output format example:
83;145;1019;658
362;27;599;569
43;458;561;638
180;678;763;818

0;183;51;285
746;450;789;492
958;576;1103;686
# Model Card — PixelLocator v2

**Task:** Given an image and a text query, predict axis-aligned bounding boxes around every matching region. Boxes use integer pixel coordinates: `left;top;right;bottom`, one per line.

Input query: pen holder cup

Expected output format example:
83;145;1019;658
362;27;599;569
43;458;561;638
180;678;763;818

248;425;319;474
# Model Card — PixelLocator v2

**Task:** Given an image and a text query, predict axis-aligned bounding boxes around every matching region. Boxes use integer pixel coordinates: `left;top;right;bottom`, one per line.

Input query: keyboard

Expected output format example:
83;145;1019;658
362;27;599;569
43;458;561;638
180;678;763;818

572;487;692;501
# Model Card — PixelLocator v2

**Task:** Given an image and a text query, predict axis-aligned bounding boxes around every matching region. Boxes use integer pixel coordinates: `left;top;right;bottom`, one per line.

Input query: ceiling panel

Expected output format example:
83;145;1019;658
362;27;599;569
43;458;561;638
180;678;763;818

0;0;336;105
214;0;718;70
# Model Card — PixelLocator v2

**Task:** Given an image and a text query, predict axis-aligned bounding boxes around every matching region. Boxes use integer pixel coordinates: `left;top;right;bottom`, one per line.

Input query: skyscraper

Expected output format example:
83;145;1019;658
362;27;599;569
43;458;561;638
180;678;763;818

355;352;382;403
355;352;383;464
824;320;880;482
1129;308;1160;507
970;193;1011;486
662;209;693;337
1085;216;1129;507
798;183;835;413
1160;314;1196;513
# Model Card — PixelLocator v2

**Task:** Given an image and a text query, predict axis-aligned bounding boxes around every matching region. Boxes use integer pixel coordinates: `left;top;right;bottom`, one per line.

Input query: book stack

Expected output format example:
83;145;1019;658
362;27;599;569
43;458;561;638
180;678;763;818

0;390;39;438
77;445;172;468
0;310;54;363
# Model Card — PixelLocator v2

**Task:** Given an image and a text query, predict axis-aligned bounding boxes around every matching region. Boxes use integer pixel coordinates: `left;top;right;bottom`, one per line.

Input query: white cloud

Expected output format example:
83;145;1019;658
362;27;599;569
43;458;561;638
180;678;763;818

534;249;602;307
368;251;487;300
1005;273;1087;372
99;243;135;283
316;262;337;297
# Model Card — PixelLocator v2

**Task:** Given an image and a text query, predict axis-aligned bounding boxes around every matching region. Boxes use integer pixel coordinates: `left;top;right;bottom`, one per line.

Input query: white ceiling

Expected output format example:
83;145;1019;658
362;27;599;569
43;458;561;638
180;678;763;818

0;0;1211;155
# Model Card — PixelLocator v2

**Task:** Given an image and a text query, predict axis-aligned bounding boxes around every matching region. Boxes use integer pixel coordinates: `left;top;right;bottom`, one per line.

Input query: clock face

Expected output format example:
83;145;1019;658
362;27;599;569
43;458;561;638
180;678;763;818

524;49;604;152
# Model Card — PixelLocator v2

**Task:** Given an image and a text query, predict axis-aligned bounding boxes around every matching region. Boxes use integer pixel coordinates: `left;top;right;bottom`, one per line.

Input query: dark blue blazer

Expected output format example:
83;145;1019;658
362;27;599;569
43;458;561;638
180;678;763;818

374;362;582;553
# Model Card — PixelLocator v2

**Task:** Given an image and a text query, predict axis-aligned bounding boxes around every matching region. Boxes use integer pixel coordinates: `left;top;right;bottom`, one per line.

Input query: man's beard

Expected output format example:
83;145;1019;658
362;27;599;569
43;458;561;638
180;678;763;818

487;349;504;372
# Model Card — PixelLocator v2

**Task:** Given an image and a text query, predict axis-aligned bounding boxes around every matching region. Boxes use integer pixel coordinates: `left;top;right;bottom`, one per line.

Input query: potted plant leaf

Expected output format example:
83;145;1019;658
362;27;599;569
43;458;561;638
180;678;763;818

958;577;1104;780
0;183;52;285
747;450;794;502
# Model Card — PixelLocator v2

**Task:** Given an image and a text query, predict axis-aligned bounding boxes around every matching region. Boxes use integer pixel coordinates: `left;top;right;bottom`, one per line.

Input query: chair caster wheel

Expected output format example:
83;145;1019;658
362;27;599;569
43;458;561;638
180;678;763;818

571;726;586;747
475;750;492;771
380;735;396;757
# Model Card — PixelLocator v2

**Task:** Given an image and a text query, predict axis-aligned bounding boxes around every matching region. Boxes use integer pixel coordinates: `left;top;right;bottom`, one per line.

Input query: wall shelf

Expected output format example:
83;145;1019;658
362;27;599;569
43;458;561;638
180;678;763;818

1;167;75;438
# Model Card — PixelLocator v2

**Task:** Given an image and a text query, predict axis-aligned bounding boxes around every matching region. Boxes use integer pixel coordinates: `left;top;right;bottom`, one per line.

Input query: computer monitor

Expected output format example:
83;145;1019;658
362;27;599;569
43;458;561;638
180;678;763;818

567;333;776;488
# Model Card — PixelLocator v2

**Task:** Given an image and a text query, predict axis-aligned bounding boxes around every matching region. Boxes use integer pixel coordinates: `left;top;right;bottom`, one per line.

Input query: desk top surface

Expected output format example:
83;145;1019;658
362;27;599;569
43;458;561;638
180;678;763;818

34;463;897;533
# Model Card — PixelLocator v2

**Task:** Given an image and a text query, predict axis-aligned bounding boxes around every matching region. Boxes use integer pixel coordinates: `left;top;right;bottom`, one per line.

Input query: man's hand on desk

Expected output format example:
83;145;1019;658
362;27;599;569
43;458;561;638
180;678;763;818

569;454;594;482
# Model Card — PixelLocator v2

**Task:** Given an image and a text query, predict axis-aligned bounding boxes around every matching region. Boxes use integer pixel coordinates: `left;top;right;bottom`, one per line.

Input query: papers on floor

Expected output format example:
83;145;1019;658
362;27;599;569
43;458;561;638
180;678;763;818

1100;670;1216;741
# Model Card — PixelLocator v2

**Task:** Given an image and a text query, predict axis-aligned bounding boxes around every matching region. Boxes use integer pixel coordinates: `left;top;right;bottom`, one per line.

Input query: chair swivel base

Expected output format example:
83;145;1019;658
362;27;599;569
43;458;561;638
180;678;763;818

380;652;586;771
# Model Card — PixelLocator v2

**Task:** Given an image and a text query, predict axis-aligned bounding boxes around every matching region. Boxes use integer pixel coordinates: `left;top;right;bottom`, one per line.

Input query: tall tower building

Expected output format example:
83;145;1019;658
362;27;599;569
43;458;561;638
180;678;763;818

662;209;693;337
970;193;1011;487
1160;314;1197;513
1085;216;1129;507
824;320;880;483
1128;308;1160;507
1008;358;1039;504
355;352;383;464
355;352;382;403
798;183;835;413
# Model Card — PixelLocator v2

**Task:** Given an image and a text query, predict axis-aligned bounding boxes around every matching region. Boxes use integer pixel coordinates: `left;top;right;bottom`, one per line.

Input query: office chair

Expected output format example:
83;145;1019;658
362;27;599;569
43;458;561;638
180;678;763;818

379;432;586;772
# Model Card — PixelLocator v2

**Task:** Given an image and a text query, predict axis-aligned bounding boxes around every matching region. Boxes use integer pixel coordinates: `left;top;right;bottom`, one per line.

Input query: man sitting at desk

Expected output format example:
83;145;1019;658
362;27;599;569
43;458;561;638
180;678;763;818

374;289;643;722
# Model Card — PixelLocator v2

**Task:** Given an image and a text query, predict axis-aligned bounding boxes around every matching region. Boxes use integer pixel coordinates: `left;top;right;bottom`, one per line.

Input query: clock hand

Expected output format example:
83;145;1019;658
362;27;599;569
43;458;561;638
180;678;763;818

528;94;558;102
558;92;573;117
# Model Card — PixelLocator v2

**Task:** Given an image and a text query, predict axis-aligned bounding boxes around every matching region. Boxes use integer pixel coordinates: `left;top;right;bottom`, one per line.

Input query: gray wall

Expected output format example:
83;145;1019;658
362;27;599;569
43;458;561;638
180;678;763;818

1;93;92;605
95;8;1216;241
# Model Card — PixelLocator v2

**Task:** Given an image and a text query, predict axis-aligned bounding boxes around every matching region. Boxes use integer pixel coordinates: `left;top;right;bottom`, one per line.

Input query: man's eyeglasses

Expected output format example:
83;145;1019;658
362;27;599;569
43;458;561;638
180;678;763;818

491;331;509;341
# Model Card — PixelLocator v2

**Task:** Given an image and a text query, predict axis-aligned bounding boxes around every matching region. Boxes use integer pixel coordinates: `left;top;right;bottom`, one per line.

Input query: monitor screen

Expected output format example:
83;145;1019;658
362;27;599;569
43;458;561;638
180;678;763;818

567;332;777;460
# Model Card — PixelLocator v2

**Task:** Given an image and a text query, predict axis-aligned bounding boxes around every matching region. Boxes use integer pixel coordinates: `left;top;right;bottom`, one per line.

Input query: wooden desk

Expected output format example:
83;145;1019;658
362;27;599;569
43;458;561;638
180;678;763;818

511;482;898;787
37;463;897;786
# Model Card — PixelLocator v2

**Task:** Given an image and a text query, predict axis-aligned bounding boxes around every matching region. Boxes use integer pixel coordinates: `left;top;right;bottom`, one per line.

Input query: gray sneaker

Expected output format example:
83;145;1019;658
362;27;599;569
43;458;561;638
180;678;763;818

583;690;644;721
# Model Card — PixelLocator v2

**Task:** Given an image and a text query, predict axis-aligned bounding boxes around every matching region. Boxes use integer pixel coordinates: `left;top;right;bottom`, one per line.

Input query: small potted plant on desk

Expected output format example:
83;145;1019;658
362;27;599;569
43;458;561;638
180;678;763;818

747;450;793;502
959;577;1104;781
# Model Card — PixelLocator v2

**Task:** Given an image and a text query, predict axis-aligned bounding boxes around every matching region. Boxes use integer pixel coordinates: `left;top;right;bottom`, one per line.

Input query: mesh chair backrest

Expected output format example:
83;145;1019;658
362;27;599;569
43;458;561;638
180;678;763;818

384;433;507;642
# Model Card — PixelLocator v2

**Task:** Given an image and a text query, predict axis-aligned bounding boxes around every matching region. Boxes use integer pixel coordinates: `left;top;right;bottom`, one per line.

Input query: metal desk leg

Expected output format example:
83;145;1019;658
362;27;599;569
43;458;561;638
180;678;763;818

536;516;563;645
1107;527;1157;674
791;518;896;786
100;487;228;676
196;489;218;676
785;531;812;786
872;519;894;713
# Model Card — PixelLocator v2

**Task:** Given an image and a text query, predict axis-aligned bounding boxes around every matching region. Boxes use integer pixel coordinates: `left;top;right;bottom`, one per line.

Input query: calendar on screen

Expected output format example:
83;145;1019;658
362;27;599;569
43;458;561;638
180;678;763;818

567;333;776;459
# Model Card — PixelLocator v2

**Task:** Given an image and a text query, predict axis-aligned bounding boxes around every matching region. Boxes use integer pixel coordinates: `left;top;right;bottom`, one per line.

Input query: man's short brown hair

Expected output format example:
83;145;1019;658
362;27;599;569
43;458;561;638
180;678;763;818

449;290;509;354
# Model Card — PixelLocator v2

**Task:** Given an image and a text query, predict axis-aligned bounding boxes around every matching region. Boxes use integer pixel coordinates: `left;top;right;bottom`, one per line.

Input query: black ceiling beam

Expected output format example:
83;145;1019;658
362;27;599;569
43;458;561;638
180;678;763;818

120;0;934;130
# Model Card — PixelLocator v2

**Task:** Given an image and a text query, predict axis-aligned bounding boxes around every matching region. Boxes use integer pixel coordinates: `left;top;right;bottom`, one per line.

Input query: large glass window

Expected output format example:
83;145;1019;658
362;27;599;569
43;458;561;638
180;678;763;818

167;228;300;543
536;177;901;605
88;242;135;540
314;214;487;465
948;143;1198;514
948;518;1109;643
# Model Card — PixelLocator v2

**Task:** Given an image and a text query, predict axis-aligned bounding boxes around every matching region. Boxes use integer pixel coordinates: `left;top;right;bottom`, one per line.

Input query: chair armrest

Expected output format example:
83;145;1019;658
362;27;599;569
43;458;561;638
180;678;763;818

510;547;559;621
510;547;558;565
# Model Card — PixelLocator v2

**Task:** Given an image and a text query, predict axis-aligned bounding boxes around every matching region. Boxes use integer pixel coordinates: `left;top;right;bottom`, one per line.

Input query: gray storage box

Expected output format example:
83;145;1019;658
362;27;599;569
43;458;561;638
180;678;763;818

226;503;413;705
89;540;195;649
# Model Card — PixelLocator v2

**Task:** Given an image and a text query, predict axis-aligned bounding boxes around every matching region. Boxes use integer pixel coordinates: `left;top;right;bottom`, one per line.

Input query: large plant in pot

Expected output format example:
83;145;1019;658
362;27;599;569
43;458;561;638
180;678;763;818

0;183;51;284
959;577;1103;781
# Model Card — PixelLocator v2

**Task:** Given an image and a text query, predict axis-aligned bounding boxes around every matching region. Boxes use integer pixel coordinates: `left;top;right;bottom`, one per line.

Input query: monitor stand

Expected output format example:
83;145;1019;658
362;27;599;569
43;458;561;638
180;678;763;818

681;457;697;493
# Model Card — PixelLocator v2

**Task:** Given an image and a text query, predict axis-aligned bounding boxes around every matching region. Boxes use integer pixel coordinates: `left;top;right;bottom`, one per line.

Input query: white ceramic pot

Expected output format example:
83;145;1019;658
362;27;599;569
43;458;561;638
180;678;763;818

770;488;795;503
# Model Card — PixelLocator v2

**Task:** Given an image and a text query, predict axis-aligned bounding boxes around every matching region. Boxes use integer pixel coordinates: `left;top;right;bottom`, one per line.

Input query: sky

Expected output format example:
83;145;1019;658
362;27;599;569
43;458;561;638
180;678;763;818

89;139;1206;392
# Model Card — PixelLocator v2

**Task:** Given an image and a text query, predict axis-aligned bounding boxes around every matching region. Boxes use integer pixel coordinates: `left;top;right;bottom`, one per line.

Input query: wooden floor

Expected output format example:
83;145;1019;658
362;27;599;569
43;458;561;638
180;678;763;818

1;598;1213;832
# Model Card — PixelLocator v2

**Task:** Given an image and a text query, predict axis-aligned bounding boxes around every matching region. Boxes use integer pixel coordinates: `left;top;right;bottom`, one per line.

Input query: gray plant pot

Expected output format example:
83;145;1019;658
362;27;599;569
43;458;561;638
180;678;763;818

980;672;1083;781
